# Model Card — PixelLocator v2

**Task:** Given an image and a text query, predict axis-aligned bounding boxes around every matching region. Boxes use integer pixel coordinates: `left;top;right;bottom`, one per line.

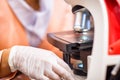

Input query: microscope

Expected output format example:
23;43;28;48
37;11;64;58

47;0;120;80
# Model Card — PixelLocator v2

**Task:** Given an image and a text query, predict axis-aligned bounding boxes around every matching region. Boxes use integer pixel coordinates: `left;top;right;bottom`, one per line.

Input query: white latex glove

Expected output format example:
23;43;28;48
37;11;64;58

8;46;75;80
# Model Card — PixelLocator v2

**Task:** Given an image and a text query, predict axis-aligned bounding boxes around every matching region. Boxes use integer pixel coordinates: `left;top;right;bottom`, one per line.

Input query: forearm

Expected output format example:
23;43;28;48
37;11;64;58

0;49;11;77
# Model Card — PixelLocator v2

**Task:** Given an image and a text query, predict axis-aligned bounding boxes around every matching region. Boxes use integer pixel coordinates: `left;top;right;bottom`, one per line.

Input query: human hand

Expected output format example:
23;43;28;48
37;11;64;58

8;46;75;80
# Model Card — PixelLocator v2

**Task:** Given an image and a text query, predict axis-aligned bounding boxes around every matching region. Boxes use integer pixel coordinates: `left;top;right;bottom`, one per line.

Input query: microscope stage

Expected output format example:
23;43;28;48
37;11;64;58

47;30;93;52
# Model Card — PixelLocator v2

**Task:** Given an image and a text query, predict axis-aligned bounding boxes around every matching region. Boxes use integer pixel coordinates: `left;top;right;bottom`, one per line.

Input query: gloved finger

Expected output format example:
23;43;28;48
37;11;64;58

57;57;73;73
30;75;49;80
44;62;61;80
39;75;50;80
57;58;75;79
45;70;61;80
29;61;45;79
51;52;72;72
53;64;75;80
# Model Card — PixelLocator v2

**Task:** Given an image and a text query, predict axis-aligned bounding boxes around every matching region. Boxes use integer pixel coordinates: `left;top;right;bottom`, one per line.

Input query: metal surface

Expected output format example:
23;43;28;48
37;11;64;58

47;30;93;52
47;30;94;76
73;7;93;32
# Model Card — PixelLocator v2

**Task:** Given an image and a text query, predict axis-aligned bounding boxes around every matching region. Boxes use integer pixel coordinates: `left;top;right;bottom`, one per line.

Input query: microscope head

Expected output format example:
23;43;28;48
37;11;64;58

64;0;108;32
73;7;93;32
64;0;94;33
48;0;120;79
64;0;120;80
64;0;110;80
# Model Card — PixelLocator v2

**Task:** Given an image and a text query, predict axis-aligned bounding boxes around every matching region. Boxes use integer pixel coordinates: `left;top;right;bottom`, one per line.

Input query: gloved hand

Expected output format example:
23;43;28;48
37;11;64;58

8;46;75;80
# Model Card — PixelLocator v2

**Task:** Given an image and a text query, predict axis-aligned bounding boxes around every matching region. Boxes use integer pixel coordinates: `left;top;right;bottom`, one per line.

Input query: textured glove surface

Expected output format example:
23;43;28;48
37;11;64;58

8;46;74;80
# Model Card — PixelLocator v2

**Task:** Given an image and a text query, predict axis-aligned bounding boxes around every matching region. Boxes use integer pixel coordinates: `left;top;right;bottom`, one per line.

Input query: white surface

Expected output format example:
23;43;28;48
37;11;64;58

74;74;86;80
65;0;120;80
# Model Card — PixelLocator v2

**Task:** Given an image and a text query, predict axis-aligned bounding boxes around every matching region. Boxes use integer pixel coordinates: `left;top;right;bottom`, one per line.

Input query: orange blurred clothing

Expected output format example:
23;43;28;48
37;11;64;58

6;0;74;58
0;0;29;50
0;0;74;54
39;0;74;58
0;0;29;79
0;0;74;79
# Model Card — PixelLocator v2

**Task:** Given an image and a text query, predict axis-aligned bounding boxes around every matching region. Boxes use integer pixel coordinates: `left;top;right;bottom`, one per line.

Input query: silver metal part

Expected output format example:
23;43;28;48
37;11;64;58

73;8;93;32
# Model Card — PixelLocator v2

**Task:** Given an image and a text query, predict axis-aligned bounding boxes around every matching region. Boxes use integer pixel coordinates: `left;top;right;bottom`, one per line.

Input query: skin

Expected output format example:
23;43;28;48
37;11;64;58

0;49;11;77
